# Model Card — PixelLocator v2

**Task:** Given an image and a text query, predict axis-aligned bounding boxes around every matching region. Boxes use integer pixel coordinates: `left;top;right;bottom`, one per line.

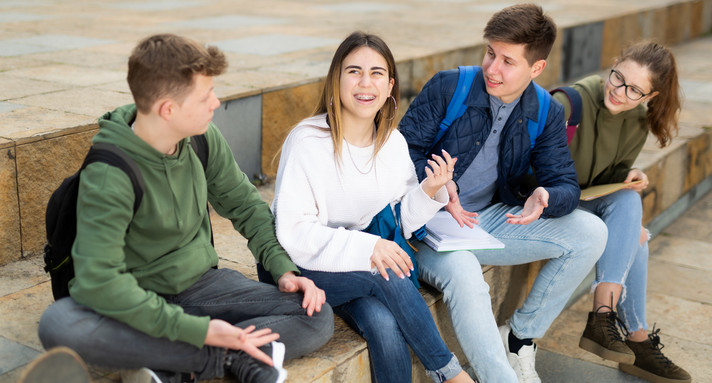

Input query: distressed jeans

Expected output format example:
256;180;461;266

38;268;334;381
297;267;462;383
579;188;649;332
414;203;607;383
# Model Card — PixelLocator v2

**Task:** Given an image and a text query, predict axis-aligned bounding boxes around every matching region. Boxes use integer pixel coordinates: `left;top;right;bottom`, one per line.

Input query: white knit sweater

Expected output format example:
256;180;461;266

272;114;448;273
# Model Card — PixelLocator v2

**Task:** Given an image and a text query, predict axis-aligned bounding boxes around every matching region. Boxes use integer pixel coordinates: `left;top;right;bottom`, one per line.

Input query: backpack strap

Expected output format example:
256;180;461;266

84;143;146;214
527;82;551;150
189;134;209;171
188;133;214;246
430;66;480;153
550;86;582;144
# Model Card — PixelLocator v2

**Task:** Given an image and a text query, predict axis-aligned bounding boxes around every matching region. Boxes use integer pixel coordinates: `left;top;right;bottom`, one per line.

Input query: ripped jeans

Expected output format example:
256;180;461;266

579;188;649;332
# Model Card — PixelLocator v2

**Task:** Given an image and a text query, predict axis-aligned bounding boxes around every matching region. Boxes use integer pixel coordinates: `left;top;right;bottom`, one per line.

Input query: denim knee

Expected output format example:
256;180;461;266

38;298;82;350
573;209;608;259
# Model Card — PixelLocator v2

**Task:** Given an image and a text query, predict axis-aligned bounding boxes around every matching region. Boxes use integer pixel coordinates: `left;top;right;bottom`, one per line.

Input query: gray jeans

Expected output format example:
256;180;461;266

38;268;334;380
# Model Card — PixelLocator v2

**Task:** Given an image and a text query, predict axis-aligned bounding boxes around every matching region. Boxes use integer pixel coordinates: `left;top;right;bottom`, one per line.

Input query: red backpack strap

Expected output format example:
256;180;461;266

550;86;582;144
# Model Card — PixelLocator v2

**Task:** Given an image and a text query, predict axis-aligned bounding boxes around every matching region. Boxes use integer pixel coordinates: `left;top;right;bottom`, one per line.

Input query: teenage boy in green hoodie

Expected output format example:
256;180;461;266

37;33;334;383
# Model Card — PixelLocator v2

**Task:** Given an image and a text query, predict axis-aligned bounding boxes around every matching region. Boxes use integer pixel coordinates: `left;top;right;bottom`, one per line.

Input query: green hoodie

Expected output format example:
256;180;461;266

69;104;298;348
554;75;648;188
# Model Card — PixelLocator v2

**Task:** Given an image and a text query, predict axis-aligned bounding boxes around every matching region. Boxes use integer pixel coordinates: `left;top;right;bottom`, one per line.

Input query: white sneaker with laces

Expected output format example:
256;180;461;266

499;323;541;383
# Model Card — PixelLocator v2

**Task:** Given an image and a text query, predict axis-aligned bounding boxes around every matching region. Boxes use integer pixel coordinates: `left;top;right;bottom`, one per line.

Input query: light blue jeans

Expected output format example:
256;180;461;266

415;203;607;383
579;189;649;332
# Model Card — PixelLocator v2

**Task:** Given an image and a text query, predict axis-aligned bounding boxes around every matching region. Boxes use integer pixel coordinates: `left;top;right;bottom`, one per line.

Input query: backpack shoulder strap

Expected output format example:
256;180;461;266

430;66;480;152
527;82;551;150
189;134;209;172
188;133;215;246
550;86;582;144
85;143;146;214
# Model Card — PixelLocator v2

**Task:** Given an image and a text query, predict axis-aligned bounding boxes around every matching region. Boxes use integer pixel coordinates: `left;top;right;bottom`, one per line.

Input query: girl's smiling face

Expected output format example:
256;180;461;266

338;46;394;127
604;59;657;115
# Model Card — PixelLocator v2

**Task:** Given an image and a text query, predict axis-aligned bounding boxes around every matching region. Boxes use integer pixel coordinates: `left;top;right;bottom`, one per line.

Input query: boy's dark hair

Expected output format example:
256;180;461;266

127;33;227;113
483;4;557;65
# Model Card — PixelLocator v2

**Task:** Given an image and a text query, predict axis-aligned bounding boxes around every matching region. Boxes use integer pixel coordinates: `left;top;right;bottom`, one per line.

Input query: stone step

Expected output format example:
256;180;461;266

2;0;711;265
1;1;712;382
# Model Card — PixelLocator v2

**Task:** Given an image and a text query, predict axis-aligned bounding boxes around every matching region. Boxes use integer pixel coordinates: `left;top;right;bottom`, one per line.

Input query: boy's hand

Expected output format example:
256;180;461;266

277;272;326;316
444;180;479;228
506;187;549;225
205;321;280;366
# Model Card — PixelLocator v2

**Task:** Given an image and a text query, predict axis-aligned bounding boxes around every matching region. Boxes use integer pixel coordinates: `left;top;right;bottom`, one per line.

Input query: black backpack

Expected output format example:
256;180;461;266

43;135;210;300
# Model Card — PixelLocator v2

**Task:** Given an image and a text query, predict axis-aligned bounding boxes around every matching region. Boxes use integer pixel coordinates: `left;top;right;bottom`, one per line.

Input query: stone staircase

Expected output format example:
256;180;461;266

1;0;712;382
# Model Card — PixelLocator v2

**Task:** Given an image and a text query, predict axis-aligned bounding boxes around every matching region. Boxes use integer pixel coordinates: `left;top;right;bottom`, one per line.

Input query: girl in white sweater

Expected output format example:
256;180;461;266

271;31;473;383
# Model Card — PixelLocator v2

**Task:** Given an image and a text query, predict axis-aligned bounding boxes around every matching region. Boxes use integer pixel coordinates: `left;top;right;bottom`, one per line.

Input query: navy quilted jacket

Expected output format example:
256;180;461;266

399;68;580;218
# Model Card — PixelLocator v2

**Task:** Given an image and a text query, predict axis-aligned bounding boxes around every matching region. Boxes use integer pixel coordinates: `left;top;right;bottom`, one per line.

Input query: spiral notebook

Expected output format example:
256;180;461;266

423;211;505;252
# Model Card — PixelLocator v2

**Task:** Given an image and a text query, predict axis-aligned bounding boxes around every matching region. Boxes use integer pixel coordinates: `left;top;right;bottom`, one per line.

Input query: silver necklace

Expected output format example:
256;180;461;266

345;133;375;175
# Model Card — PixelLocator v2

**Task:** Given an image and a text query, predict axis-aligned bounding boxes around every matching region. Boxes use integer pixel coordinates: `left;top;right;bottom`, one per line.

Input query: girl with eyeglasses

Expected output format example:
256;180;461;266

553;41;689;383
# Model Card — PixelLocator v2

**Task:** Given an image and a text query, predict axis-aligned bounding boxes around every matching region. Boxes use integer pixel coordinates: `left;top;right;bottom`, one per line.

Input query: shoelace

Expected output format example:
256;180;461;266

646;325;673;368
594;302;630;342
596;293;630;341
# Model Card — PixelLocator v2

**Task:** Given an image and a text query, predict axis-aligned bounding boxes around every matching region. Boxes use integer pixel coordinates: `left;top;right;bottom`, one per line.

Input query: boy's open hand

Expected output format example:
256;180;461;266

506;187;549;225
205;321;280;366
444;180;479;228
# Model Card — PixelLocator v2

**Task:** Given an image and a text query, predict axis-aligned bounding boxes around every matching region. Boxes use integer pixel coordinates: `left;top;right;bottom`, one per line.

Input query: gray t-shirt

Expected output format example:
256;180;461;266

458;95;521;212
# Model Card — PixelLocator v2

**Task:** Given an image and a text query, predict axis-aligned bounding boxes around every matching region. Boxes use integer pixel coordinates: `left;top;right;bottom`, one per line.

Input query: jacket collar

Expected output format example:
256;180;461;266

465;73;541;122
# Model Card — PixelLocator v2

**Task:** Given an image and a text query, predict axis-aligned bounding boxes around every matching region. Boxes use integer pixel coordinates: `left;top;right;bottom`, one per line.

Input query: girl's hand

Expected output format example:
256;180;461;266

370;238;413;281
624;169;648;192
422;150;457;198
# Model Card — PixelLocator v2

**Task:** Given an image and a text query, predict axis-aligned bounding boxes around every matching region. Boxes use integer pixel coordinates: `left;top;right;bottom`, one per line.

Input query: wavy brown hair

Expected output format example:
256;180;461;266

128;34;227;113
314;31;399;162
618;41;681;147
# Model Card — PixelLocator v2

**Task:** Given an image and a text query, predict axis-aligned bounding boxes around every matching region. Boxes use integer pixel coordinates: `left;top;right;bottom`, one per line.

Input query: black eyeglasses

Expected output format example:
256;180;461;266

608;69;651;101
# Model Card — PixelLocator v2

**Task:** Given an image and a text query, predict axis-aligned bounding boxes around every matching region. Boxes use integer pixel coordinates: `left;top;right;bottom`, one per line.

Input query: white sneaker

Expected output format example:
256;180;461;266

499;323;541;383
270;341;288;383
120;367;164;383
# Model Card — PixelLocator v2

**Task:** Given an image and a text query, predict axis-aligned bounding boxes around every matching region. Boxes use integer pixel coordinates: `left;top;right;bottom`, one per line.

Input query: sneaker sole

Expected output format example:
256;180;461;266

271;341;288;383
18;346;91;383
579;336;635;364
619;363;691;383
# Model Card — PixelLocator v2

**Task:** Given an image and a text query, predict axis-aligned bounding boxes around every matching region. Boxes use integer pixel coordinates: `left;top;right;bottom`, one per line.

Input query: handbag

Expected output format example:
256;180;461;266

363;202;426;287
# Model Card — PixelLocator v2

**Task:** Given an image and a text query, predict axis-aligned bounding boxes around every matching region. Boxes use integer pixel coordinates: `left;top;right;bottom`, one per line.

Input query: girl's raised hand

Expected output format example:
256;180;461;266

422;149;456;198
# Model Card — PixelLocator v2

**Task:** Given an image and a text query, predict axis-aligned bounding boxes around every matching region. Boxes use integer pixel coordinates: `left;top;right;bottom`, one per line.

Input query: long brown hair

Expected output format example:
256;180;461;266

619;41;681;147
314;31;399;162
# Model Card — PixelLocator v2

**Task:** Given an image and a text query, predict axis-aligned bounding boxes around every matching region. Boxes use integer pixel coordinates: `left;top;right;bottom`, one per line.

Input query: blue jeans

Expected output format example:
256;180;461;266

257;265;411;383
38;268;334;380
415;203;606;383
298;267;462;382
579;189;649;332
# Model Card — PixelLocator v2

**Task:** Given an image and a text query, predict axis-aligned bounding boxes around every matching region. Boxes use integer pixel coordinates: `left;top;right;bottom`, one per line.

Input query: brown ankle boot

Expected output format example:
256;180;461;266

579;309;635;364
619;328;691;383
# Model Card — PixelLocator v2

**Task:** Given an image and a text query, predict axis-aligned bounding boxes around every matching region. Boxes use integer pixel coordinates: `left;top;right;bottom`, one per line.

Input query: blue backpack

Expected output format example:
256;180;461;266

432;65;554;152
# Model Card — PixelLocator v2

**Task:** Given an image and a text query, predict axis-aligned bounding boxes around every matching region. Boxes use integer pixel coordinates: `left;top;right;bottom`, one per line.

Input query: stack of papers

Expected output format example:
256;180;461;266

423;211;505;252
580;180;642;201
